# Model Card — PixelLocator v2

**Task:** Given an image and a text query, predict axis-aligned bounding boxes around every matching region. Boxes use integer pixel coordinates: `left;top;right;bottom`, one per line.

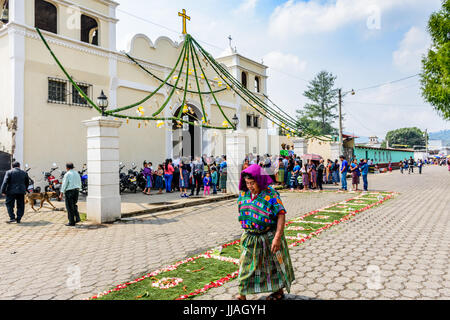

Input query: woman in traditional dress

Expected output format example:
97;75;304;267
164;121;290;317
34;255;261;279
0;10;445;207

219;156;227;193
236;164;295;300
332;159;340;185
301;163;309;191
142;162;153;195
350;158;360;191
276;158;285;185
154;164;165;194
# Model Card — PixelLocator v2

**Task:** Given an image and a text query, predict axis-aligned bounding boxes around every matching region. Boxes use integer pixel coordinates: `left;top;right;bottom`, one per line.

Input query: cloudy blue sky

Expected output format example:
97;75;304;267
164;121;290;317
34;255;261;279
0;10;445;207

115;0;450;139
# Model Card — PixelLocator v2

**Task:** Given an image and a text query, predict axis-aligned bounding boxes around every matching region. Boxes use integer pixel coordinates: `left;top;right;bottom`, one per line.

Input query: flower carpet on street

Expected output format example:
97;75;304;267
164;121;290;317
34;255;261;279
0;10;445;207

91;191;395;300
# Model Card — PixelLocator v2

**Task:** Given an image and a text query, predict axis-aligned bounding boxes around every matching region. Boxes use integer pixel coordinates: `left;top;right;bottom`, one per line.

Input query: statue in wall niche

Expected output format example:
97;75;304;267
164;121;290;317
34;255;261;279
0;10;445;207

6;117;18;157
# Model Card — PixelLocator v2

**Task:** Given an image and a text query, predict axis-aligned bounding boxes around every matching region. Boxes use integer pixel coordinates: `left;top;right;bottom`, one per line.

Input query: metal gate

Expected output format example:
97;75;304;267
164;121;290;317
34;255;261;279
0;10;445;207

0;151;12;185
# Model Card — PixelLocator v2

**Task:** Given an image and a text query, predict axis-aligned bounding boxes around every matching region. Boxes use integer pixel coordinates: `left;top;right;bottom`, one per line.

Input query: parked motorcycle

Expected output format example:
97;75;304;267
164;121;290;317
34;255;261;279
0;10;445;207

78;164;88;195
127;163;138;193
43;163;63;201
25;164;41;194
119;163;137;193
131;164;147;191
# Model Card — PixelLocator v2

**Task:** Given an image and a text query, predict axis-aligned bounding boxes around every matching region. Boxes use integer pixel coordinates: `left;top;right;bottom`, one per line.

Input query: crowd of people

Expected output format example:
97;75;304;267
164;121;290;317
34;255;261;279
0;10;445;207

140;155;228;198
245;154;370;193
137;152;389;197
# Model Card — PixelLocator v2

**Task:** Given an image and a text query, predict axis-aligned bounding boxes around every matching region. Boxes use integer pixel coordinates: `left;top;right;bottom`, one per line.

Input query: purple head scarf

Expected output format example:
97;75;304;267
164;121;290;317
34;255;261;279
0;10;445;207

239;164;273;192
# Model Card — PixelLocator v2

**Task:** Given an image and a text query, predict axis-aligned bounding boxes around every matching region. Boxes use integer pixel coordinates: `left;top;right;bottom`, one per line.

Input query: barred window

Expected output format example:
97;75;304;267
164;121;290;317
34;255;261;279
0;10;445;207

72;84;90;105
48;77;92;107
48;78;67;103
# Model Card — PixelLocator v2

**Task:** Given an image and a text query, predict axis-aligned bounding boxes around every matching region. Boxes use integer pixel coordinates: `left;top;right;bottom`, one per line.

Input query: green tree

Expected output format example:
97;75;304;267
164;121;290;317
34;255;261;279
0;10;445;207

420;0;450;120
296;71;339;136
382;127;426;149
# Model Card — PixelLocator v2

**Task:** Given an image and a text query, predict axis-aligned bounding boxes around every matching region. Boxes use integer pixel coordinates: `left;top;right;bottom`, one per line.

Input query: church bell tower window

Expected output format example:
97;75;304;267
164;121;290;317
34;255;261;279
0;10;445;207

81;14;98;46
35;0;57;34
255;76;260;93
241;72;247;89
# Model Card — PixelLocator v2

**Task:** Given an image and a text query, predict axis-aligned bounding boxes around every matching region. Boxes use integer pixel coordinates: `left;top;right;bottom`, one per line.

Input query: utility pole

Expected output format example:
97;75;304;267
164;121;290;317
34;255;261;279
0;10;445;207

338;89;343;156
425;128;428;160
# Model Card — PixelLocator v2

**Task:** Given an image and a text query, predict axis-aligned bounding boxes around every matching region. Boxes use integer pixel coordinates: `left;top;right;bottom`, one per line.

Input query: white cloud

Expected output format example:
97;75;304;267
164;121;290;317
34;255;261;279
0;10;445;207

393;26;430;73
268;0;437;38
234;0;259;14
263;51;307;73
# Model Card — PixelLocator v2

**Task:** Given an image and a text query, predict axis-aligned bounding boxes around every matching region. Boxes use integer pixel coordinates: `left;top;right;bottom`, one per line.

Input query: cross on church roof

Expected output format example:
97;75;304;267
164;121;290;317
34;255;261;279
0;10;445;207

178;9;190;35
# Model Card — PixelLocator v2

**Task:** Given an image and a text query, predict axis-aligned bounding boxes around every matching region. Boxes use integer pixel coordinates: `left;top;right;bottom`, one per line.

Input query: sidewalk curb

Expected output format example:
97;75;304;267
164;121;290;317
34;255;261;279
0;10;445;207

120;194;238;219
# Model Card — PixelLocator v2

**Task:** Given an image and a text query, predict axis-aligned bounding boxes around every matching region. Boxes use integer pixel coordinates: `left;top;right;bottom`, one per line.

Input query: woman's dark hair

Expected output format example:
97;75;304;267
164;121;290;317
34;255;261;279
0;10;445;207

242;172;255;181
164;159;170;171
143;161;147;167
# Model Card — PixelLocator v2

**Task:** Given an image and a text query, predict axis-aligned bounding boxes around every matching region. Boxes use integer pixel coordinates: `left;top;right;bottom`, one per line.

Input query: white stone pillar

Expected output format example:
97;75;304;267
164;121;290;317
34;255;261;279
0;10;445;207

226;130;247;194
83;117;122;223
294;138;308;157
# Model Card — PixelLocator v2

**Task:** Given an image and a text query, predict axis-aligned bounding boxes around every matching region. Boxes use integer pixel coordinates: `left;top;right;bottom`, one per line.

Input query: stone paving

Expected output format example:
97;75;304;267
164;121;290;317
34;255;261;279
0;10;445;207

0;188;235;217
197;166;450;300
0;166;448;300
0;181;350;300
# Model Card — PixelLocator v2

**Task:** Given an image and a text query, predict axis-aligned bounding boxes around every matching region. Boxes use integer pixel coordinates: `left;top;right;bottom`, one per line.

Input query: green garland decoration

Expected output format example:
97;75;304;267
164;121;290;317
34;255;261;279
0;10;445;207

123;51;227;96
189;38;236;130
191;38;298;134
189;40;208;124
36;28;102;113
108;40;188;114
37;26;331;137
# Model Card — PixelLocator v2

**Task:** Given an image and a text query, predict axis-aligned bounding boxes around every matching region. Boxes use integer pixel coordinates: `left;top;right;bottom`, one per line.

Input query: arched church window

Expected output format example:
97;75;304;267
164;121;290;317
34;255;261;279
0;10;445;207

35;0;57;34
255;76;260;93
241;72;247;88
81;14;98;46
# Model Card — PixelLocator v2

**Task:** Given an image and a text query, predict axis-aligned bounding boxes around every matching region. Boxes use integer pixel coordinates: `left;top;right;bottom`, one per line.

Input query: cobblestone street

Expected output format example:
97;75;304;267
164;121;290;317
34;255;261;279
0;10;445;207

198;166;450;300
0;166;448;300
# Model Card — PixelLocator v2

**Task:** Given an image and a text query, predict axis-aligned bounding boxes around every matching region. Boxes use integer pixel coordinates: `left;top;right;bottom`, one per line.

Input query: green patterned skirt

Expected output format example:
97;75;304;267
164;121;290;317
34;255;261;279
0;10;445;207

277;168;285;183
219;172;227;189
238;230;295;295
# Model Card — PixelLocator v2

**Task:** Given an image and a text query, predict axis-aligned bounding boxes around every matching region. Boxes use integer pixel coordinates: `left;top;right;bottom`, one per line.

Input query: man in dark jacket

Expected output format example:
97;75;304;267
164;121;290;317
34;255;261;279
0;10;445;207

1;162;29;224
189;157;204;196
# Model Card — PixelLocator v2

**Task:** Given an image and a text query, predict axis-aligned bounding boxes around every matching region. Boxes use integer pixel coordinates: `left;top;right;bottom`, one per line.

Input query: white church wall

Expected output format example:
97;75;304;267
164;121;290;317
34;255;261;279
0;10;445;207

115;87;167;166
0;33;12;154
21;34;110;182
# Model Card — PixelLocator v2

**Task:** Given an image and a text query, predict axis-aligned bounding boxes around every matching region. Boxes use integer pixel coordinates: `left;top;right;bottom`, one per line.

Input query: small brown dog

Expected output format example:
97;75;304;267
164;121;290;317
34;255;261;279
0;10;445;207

25;192;58;212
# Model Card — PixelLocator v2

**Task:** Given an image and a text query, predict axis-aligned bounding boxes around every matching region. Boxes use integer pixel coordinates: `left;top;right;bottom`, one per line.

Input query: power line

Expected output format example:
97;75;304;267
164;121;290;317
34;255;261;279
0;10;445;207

346;101;430;108
117;8;180;36
345;110;380;135
354;74;419;93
